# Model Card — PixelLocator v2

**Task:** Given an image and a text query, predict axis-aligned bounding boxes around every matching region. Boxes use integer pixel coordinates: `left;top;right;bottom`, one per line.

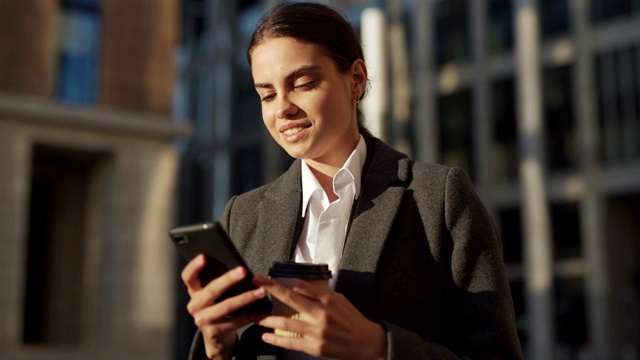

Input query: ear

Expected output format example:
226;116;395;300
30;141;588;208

350;59;368;99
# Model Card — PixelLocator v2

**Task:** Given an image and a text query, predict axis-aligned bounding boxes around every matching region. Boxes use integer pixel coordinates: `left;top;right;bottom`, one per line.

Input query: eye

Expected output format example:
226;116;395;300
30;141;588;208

293;80;318;90
260;93;276;102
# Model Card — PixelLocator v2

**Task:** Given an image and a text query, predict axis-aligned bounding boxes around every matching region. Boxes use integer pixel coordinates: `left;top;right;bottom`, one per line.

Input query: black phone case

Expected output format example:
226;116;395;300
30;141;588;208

169;222;271;315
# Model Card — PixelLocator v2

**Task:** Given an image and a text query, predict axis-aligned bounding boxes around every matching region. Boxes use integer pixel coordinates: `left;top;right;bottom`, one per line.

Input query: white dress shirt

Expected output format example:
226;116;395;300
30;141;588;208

292;135;367;289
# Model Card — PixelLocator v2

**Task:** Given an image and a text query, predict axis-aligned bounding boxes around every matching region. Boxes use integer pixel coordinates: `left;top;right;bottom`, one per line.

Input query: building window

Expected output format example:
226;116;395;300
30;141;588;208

488;0;513;54
233;0;263;137
233;59;263;135
176;0;211;146
550;202;582;260
490;76;518;184
56;0;101;104
595;46;640;165
604;193;640;359
539;0;569;37
181;0;207;56
435;0;470;65
438;89;475;182
231;147;264;195
543;65;577;172
554;277;588;358
498;207;523;264
591;0;640;22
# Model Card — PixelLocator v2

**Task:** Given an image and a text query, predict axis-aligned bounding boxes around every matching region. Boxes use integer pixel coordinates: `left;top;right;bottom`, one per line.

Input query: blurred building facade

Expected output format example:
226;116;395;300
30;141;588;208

0;0;187;359
175;0;640;359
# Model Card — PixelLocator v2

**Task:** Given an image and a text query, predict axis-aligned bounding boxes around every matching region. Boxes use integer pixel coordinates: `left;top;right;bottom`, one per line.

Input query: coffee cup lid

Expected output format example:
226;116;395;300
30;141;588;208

269;261;332;280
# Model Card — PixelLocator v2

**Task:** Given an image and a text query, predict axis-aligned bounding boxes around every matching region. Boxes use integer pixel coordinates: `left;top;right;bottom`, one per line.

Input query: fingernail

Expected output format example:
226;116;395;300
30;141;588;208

254;287;266;298
262;333;273;343
196;254;205;266
235;267;245;279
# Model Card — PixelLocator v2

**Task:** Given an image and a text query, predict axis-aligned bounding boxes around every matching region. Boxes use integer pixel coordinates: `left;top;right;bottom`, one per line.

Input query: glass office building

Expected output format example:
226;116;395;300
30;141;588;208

175;1;640;359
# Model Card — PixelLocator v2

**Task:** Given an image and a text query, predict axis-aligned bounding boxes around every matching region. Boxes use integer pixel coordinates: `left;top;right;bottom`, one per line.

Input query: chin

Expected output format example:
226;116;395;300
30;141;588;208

284;150;306;160
280;143;310;160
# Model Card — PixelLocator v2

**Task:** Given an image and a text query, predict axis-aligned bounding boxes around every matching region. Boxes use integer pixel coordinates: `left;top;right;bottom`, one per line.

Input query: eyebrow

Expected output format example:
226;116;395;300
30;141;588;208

254;65;321;89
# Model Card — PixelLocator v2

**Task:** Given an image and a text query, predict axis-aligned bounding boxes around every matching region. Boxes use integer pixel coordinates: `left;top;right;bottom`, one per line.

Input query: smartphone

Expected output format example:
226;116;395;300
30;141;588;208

169;222;271;315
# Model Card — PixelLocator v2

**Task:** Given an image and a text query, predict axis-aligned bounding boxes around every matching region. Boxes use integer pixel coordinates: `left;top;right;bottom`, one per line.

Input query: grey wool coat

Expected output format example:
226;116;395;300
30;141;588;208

191;136;523;360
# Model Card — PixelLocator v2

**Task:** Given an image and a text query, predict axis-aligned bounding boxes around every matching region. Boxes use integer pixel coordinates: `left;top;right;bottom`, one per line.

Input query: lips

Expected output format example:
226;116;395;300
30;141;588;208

279;123;311;142
283;126;306;135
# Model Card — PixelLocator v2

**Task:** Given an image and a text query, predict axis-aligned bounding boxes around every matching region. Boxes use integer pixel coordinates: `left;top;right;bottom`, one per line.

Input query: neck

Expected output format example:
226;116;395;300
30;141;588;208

304;134;360;203
308;166;339;203
305;133;360;176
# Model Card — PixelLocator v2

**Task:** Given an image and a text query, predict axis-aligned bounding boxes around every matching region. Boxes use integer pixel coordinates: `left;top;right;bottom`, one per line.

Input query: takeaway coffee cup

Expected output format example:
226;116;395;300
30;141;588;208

268;261;332;337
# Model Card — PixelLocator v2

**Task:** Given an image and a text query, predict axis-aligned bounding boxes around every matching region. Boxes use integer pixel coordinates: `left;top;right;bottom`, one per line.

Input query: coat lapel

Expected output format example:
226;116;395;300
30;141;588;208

249;160;303;276
335;138;410;311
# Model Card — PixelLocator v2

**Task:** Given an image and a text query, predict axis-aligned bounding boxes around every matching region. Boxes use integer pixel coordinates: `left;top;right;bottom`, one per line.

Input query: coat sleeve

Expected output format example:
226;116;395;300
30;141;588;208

382;167;523;360
222;195;283;360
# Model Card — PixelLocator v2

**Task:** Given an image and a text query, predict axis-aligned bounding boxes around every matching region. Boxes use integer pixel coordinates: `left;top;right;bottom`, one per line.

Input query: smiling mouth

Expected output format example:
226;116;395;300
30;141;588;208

282;124;311;136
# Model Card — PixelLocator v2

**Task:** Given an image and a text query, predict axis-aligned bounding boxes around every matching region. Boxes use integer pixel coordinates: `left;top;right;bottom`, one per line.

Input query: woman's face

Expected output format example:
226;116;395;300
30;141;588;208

250;37;366;167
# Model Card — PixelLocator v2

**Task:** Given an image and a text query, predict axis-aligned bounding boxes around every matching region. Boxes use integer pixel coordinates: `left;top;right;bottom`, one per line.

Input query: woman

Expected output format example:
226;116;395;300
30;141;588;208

181;3;523;360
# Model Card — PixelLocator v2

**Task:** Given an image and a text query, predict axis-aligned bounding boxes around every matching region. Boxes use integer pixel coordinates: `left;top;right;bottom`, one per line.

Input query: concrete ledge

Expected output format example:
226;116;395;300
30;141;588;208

0;92;192;140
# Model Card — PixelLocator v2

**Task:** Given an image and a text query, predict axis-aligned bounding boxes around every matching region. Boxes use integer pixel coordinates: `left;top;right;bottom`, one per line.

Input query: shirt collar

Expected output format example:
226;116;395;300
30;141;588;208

300;135;367;217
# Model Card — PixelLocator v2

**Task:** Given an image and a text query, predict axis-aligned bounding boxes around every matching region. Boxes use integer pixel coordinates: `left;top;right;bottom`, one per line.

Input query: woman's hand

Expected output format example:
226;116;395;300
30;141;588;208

253;274;387;360
181;254;268;360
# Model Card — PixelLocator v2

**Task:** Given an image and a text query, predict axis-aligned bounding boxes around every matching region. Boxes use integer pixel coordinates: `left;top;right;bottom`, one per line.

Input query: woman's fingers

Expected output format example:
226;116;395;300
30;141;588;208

260;332;315;355
181;257;273;358
287;278;328;299
256;313;316;337
200;322;240;360
196;309;260;345
181;254;207;295
252;273;386;359
186;265;249;315
253;274;320;313
253;311;326;355
193;285;268;321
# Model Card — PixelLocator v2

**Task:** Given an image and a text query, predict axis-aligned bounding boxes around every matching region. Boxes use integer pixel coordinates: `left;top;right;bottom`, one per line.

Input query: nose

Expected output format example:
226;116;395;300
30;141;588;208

275;94;298;119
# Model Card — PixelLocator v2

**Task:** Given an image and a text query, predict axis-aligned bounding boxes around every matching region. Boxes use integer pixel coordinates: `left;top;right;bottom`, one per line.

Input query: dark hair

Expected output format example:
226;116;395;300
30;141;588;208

247;2;371;136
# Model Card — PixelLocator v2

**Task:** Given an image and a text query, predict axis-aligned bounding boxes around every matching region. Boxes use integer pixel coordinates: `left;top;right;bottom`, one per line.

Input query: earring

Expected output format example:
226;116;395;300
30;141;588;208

356;98;360;105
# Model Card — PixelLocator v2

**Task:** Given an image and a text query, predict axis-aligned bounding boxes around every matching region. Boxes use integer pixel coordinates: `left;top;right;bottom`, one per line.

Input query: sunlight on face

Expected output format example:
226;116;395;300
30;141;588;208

250;37;362;168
